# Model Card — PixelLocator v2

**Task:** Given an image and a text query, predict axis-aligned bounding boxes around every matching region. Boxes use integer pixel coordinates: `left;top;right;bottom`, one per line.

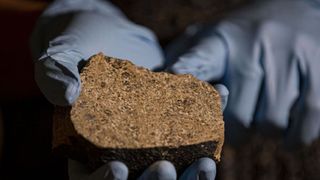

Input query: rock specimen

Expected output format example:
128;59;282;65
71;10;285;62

53;53;224;177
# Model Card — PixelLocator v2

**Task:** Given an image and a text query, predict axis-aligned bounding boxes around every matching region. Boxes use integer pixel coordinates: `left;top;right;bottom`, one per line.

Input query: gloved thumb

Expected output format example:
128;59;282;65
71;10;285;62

34;57;81;106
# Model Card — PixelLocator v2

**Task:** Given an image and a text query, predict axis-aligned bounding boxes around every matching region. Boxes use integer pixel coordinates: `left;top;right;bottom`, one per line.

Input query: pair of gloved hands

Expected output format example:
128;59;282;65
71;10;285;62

31;0;320;179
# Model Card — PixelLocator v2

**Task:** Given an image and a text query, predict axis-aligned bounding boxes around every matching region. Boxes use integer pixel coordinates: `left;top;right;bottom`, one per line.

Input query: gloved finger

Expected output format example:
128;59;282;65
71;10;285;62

38;0;164;70
252;26;300;137
220;26;264;130
287;94;320;146
138;160;177;180
56;11;164;69
68;159;128;180
34;57;81;106
168;30;227;82
213;84;229;111
179;157;216;180
288;93;320;146
286;43;320;146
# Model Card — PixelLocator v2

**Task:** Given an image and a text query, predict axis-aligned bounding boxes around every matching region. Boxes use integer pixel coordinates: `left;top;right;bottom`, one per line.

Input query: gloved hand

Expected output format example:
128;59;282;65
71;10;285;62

166;0;320;146
31;0;164;106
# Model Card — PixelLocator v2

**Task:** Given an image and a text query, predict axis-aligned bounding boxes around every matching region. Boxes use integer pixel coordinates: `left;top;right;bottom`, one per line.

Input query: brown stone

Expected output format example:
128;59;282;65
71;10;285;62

53;53;224;177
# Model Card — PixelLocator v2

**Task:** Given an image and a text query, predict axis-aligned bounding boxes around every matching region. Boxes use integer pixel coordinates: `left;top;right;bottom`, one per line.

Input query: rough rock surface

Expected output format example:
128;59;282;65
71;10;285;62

53;53;224;177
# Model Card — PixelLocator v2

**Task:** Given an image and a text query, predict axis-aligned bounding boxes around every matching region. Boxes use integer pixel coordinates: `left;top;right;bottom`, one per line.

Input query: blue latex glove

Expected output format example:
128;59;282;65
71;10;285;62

31;0;164;106
167;0;320;146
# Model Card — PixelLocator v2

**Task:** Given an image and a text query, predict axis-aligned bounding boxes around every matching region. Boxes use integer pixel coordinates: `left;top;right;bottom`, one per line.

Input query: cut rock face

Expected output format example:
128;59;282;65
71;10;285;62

53;53;224;177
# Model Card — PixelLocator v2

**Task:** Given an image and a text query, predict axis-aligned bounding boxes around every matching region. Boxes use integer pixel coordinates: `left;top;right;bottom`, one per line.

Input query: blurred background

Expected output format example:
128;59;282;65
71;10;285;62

0;0;319;179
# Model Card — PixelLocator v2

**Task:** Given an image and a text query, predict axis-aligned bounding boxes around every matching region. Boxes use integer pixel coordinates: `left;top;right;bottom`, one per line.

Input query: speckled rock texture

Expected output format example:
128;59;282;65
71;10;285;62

53;53;224;177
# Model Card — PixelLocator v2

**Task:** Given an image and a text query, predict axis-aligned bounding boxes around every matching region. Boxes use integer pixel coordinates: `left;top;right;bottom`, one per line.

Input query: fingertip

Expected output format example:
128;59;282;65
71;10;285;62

214;84;229;96
151;160;176;177
104;161;128;180
64;79;81;105
196;157;216;175
180;157;216;180
214;84;229;111
138;160;177;180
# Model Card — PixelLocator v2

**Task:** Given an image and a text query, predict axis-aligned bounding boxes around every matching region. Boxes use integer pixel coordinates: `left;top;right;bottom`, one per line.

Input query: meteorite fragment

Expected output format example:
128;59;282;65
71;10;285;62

53;53;224;178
